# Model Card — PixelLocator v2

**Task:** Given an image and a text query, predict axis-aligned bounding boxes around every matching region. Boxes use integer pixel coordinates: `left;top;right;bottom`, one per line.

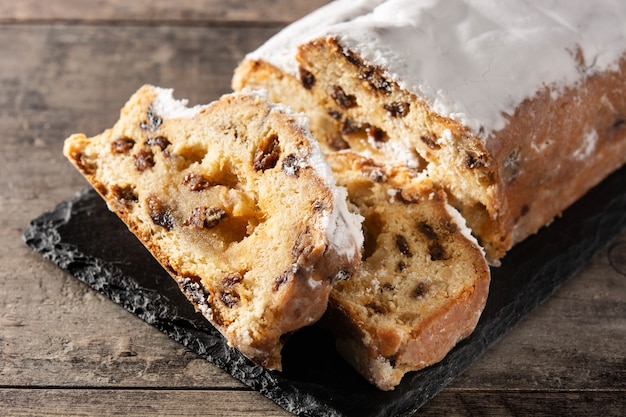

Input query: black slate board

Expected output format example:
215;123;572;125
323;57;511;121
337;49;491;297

24;165;626;417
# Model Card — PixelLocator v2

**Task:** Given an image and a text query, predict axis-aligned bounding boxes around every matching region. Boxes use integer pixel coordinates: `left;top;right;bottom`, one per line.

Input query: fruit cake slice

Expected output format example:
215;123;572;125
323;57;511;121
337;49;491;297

324;152;490;390
63;85;363;370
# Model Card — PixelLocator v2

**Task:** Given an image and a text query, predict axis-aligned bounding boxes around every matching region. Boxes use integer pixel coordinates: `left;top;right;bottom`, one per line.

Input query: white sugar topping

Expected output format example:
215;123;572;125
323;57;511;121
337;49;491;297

444;202;485;258
299;123;365;261
247;0;626;138
152;87;206;119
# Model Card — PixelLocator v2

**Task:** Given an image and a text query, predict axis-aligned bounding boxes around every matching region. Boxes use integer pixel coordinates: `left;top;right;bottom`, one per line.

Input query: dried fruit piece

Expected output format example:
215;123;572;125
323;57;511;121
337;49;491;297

134;148;155;171
146;136;170;150
182;173;211;191
420;134;441;150
299;66;316;89
411;282;428;298
219;274;243;308
147;196;174;230
383;102;410;118
395;234;413;257
331;85;357;109
185;207;226;229
254;134;281;172
111;137;135;154
282;154;301;176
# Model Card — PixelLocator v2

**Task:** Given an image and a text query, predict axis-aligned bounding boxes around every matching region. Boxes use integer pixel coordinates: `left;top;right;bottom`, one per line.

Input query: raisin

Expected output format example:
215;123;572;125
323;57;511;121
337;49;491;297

368;169;386;183
397;261;407;272
218;274;243;308
147;196;174;230
111;137;135;154
183;173;211;191
185;207;226;229
273;270;291;291
384;102;410;118
110;184;138;203
411;282;428;298
381;283;395;291
466;153;487;169
219;291;240;308
327;134;350;151
331;86;357;109
292;231;315;260
282;154;301;177
340;118;362;135
178;276;209;309
397;192;419;204
417;222;439;241
428;242;446;261
134;148;155;171
327;109;343;120
395;234;413;257
140;107;162;132
253;134;280;172
222;273;243;288
420;134;441;150
299;67;316;90
146;136;170;150
312;200;324;211
342;49;365;67
365;301;387;314
359;66;393;94
75;152;97;175
367;126;387;142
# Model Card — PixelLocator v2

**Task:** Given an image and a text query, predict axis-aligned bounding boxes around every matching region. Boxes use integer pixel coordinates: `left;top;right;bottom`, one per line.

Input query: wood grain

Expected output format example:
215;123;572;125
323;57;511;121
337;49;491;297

1;2;625;416
0;0;331;25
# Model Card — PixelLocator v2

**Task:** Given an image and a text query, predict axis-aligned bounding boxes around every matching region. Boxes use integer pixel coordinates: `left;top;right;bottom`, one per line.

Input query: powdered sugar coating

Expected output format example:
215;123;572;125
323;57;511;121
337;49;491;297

247;0;626;138
152;87;206;119
444;202;485;257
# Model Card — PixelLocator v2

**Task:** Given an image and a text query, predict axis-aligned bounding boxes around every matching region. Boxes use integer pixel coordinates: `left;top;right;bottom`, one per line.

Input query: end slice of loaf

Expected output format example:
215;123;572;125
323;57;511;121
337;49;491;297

63;85;363;370
233;1;626;262
324;152;490;390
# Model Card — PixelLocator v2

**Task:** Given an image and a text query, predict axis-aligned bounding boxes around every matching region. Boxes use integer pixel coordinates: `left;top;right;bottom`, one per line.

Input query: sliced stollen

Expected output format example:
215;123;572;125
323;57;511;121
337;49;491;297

324;152;490;390
233;0;626;262
63;85;363;370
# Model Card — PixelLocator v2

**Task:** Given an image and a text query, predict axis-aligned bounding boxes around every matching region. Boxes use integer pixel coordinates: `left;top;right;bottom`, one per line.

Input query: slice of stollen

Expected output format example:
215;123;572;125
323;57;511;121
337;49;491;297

63;85;363;370
325;152;490;390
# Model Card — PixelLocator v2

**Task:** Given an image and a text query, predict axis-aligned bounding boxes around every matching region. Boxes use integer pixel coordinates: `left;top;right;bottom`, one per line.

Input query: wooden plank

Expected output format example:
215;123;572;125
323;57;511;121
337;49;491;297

0;256;243;388
0;389;293;416
421;389;626;417
0;388;623;417
0;0;330;25
0;24;280;139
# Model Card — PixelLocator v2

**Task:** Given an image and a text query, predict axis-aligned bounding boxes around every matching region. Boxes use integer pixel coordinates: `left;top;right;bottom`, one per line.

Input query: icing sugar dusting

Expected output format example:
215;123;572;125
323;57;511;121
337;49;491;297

152;87;205;119
248;0;626;138
573;128;598;160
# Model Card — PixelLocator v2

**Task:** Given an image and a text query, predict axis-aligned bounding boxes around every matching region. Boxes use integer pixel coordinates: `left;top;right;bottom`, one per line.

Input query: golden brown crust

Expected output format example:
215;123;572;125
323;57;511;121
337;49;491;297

322;152;490;390
234;38;626;262
63;85;361;370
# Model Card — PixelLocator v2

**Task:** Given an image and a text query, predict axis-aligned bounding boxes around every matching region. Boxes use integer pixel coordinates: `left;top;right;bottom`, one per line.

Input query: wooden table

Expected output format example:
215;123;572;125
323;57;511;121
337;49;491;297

1;1;624;415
